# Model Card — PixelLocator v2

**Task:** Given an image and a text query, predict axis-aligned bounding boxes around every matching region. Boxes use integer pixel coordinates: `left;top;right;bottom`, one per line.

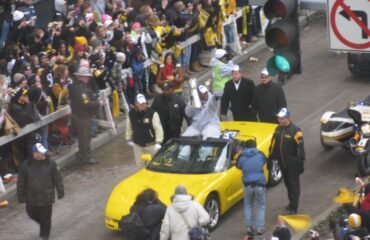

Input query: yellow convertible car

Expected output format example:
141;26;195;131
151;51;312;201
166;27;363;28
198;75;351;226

105;121;282;231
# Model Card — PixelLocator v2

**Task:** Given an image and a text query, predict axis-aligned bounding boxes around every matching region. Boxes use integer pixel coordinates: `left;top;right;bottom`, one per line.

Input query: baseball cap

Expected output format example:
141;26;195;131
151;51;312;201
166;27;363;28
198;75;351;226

231;64;240;72
135;93;146;104
261;68;269;76
32;143;47;154
276;108;290;118
215;49;227;59
198;85;208;94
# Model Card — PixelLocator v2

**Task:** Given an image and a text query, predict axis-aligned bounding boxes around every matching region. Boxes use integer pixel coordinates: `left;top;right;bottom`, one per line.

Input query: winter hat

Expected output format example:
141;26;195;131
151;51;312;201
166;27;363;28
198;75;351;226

13;10;24;22
174;185;188;195
32;143;47;154
101;14;112;24
75;36;88;46
13;73;26;84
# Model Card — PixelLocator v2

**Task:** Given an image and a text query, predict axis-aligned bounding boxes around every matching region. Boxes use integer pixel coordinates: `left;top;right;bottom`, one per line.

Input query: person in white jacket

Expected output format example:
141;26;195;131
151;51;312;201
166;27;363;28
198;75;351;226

160;185;210;240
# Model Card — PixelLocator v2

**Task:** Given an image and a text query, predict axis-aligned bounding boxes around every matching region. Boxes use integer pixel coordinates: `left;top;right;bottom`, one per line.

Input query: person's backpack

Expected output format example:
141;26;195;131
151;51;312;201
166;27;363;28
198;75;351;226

119;211;149;240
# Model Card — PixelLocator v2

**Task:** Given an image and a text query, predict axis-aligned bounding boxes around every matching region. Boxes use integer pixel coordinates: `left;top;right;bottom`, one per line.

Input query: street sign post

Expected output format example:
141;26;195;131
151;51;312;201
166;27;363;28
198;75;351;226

327;0;370;52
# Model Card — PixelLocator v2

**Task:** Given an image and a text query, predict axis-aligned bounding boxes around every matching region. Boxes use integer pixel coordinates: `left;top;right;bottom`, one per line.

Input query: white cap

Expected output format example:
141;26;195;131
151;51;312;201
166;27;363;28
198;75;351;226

32;143;47;154
261;68;269;76
215;49;227;59
198;85;208;94
136;94;146;104
13;10;25;22
231;64;240;72
276;108;290;118
104;19;113;28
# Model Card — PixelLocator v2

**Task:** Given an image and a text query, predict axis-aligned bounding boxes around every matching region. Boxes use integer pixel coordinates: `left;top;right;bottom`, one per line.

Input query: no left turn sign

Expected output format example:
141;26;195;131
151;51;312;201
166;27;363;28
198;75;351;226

327;0;370;52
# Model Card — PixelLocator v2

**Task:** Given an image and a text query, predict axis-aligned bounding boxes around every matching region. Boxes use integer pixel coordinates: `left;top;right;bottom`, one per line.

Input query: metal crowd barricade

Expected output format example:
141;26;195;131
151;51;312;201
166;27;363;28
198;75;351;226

0;9;244;147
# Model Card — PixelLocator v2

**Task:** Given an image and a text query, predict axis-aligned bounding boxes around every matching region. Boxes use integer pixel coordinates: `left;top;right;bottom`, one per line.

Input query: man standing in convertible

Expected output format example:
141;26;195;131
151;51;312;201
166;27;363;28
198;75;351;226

182;85;221;140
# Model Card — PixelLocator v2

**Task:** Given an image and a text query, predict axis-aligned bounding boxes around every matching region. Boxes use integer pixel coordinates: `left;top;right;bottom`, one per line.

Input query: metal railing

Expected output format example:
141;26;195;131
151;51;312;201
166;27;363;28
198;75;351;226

0;10;244;147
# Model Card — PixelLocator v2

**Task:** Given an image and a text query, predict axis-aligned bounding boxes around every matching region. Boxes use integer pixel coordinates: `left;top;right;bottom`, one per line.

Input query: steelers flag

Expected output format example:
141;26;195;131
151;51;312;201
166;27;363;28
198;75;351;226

278;215;312;231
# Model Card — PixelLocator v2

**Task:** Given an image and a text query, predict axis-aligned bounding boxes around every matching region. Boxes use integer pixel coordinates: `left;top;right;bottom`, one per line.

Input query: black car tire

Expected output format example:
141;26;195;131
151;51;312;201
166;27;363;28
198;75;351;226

320;125;334;151
357;153;370;176
267;158;283;187
204;194;220;230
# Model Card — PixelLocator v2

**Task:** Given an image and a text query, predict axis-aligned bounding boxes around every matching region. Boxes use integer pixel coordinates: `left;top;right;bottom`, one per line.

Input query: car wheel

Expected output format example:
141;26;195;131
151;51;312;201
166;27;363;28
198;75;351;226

204;194;220;230
320;125;333;151
357;152;370;176
267;158;282;187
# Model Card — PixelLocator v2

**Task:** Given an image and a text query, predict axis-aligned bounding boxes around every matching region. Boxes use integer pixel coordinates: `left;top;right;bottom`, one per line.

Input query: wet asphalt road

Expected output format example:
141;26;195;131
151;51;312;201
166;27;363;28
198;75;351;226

1;12;369;240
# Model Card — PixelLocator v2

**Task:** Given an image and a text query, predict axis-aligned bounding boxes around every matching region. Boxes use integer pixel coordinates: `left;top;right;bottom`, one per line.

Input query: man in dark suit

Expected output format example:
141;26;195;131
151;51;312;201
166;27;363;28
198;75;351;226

220;65;256;121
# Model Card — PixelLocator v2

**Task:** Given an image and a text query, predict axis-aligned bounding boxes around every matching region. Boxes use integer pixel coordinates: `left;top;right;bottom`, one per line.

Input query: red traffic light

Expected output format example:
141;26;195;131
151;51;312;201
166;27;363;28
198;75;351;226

263;0;298;20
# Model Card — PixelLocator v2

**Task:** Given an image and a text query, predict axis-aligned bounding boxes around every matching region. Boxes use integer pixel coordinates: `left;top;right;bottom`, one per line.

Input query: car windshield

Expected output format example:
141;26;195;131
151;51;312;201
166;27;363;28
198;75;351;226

146;139;229;173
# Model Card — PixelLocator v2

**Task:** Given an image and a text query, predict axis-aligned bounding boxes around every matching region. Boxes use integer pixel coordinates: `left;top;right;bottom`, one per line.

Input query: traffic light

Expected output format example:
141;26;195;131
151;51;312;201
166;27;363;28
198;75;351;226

263;0;301;76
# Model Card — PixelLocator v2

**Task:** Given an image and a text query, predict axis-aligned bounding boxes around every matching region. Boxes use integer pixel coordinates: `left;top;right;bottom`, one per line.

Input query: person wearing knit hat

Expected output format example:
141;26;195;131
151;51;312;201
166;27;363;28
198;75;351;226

160;185;210;239
13;73;27;88
252;67;287;123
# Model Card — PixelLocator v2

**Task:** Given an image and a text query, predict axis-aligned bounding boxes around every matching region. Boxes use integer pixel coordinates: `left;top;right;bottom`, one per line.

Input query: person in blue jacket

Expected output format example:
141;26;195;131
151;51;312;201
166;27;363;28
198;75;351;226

237;139;266;237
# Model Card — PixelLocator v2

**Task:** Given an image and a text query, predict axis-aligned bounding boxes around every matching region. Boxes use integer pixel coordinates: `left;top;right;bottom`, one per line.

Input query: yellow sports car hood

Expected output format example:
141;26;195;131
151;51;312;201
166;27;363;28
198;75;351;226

105;168;223;228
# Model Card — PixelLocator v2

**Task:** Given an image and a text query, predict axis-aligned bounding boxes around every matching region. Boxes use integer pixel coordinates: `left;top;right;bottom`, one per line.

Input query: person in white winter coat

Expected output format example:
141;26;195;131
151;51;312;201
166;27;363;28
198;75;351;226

160;185;210;240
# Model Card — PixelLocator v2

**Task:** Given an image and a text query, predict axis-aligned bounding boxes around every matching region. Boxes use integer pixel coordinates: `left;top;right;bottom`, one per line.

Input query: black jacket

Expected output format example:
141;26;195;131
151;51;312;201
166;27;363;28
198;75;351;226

130;201;167;240
151;94;186;132
17;157;64;206
8;100;40;127
129;108;156;147
269;123;305;173
69;80;100;118
221;77;256;121
253;81;287;123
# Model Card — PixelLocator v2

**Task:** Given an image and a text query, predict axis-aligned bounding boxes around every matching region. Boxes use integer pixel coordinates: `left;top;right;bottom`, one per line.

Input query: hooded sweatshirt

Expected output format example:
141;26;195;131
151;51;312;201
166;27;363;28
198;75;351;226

237;147;266;186
160;194;210;240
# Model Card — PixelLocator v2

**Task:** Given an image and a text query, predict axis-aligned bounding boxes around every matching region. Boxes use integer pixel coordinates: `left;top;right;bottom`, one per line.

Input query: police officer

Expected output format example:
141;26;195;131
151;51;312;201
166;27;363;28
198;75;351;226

151;82;187;144
269;108;305;214
69;66;104;164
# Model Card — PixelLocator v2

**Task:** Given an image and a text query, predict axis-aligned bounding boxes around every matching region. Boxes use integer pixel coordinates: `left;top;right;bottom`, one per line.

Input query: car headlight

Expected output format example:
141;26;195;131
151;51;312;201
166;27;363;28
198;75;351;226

361;124;370;135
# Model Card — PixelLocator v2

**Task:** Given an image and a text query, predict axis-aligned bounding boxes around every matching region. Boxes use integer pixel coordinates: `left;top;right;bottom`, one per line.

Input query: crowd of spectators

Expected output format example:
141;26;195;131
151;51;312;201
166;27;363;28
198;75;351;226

0;0;264;177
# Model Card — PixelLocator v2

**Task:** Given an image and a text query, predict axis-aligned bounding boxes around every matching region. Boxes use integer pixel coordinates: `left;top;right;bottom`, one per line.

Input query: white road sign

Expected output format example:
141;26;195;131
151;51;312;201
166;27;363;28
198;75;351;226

327;0;370;52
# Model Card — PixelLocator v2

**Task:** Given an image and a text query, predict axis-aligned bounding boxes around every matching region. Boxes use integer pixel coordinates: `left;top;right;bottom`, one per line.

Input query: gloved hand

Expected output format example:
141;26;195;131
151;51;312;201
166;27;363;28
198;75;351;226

154;144;161;151
128;141;134;147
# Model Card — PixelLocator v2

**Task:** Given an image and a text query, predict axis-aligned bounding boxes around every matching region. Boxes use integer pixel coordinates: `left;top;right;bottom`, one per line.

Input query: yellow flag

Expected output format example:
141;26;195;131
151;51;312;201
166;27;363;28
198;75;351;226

112;90;120;119
333;188;357;204
278;215;312;231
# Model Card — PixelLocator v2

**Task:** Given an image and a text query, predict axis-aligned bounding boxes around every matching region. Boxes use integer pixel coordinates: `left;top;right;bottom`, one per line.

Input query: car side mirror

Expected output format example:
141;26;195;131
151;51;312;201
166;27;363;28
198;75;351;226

140;154;152;162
